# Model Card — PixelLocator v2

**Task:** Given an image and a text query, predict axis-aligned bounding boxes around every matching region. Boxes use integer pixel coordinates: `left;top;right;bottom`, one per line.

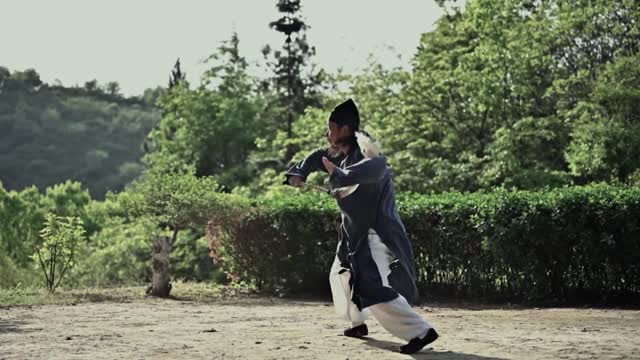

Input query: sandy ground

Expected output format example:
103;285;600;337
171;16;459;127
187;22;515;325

1;297;639;360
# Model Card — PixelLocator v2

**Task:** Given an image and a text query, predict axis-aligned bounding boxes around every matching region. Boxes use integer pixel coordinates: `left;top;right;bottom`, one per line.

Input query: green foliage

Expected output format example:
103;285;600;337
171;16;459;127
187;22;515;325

335;0;639;194
145;34;267;190
0;255;38;288
210;192;337;294
0;183;44;267
0;67;159;199
122;168;249;230
0;180;98;272
171;230;226;283
212;185;640;301
564;55;640;183
68;190;155;287
591;55;640;118
23;182;231;287
69;219;154;286
40;180;94;231
115;169;249;290
483;116;572;189
5;0;639;198
238;107;332;196
396;0;562;192
566;119;640;182
0;180;162;289
0;255;20;288
32;213;86;293
2;0;640;298
264;0;326;138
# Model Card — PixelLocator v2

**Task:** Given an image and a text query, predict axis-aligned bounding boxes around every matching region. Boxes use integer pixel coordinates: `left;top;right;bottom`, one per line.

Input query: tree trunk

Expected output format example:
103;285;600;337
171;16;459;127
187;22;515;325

149;235;172;297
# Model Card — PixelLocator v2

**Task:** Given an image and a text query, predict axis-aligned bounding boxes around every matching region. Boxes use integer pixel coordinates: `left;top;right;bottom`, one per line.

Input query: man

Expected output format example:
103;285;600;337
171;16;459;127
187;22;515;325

283;99;439;354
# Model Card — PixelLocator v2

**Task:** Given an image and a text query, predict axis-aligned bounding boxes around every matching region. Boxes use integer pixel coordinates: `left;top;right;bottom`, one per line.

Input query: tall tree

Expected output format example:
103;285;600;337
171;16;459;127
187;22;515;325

169;58;187;88
145;33;265;190
264;0;325;139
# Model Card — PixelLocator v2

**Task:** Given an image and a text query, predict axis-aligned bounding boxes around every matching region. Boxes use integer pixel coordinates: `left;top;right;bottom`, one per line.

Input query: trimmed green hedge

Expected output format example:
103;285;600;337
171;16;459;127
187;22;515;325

208;193;339;294
210;185;640;302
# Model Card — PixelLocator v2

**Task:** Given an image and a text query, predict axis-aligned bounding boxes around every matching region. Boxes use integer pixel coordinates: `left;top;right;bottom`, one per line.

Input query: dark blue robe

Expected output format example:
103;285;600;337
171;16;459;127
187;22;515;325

284;146;419;309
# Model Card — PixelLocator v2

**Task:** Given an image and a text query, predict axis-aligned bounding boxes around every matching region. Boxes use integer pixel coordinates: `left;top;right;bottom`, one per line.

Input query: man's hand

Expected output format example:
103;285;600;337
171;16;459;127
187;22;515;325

322;157;337;175
288;176;303;187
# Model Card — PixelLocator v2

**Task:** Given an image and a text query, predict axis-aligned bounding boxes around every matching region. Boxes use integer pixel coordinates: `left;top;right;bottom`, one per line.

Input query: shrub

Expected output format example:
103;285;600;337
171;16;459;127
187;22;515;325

32;213;85;293
210;185;640;302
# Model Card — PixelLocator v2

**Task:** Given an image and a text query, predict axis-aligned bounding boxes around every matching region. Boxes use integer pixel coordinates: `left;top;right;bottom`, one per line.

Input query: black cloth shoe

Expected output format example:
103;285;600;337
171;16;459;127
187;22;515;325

343;324;368;338
399;328;439;354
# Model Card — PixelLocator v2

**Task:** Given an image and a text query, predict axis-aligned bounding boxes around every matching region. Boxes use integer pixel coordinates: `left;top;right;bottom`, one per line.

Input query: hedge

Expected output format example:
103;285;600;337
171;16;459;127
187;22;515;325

208;184;640;302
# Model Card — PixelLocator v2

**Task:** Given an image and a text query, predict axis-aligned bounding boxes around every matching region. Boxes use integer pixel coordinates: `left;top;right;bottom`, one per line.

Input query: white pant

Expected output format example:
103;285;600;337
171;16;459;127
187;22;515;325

329;231;433;341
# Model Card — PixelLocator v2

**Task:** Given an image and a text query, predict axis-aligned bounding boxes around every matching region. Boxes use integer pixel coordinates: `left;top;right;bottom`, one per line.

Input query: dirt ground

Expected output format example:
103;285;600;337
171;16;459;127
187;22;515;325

1;297;639;360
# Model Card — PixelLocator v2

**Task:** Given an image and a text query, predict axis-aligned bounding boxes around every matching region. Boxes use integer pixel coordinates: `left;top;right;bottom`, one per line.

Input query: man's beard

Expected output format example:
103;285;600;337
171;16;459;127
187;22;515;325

327;144;341;158
326;134;351;158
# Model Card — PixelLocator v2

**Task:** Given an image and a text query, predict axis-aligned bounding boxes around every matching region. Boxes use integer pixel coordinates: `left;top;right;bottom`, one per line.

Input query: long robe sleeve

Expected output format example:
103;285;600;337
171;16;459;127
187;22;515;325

328;156;387;188
283;148;342;186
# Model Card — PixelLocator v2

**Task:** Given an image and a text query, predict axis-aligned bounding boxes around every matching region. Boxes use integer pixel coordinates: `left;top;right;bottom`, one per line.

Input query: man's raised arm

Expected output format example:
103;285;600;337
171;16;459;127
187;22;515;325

283;148;340;186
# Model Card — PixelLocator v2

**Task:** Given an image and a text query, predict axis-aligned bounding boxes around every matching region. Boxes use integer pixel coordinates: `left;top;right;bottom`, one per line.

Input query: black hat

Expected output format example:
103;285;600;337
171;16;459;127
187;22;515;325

329;99;359;131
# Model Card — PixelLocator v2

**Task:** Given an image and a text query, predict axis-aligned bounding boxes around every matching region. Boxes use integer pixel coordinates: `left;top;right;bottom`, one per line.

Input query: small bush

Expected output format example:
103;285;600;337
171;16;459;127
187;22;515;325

32;213;85;293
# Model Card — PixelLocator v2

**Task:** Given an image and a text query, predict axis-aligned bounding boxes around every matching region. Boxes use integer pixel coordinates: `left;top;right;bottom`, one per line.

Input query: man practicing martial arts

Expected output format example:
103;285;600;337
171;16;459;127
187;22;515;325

283;99;439;354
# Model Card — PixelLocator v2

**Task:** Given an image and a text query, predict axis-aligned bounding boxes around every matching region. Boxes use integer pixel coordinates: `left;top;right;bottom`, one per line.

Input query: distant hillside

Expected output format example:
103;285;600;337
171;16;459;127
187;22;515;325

0;67;162;199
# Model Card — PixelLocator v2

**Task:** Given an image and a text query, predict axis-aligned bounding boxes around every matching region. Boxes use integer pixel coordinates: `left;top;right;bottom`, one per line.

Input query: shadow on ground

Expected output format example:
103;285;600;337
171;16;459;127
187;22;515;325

363;337;509;360
0;319;40;334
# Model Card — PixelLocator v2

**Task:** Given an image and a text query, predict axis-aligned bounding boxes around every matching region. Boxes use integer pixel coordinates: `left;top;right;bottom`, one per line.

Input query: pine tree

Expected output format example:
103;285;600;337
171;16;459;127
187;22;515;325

169;58;187;88
265;0;325;139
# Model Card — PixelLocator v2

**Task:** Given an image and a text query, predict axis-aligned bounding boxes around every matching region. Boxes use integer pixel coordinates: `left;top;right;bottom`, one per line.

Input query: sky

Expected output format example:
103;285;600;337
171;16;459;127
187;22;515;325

2;0;449;96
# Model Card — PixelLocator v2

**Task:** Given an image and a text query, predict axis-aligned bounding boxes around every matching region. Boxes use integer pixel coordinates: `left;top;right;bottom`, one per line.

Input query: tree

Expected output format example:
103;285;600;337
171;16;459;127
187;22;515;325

240;0;328;185
105;81;121;96
141;86;165;107
11;69;43;92
373;0;639;193
564;55;640;183
145;33;265;190
32;213;85;293
121;168;248;297
238;106;332;196
169;58;187;88
0;66;11;93
84;79;99;93
264;0;325;139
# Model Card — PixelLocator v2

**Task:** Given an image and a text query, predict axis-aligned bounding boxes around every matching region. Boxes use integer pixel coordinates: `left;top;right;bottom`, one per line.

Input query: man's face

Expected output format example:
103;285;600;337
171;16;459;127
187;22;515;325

326;120;351;148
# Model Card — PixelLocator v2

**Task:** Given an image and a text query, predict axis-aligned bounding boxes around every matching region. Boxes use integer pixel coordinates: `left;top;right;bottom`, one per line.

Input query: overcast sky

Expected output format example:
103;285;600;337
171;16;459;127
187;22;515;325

2;0;449;96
